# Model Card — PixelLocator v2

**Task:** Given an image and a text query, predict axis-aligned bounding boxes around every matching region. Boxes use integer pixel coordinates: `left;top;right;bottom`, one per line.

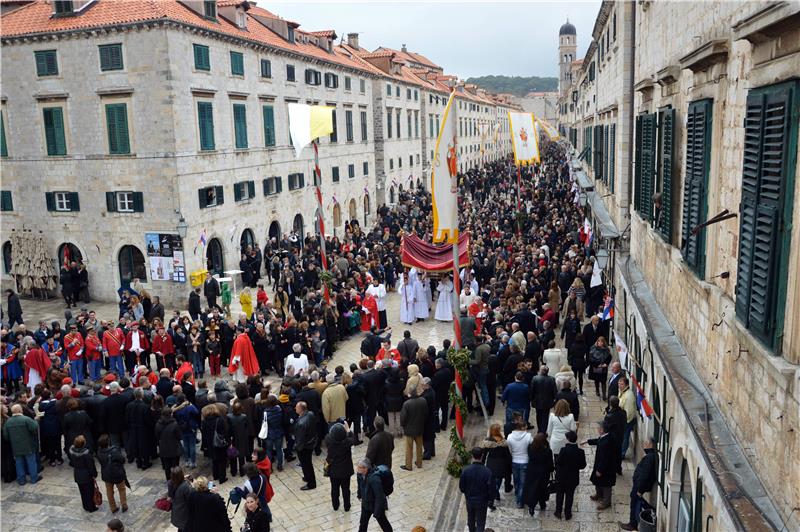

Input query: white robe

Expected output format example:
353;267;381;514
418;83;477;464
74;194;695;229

460;290;476;310
435;279;454;321
423;278;433;309
366;284;387;311
399;280;416;324
409;268;428;320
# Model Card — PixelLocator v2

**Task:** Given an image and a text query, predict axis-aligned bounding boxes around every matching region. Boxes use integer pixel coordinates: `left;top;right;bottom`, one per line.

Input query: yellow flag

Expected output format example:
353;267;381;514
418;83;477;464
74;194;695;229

288;103;334;157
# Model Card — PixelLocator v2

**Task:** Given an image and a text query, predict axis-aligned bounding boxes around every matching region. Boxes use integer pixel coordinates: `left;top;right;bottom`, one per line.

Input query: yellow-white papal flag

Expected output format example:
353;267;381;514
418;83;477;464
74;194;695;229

537;117;561;140
508;111;540;165
431;91;459;243
288;103;334;158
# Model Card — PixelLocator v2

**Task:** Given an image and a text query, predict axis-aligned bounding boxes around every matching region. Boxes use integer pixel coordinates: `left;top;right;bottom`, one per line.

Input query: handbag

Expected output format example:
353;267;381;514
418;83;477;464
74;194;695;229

258;411;269;440
154;496;172;511
93;479;103;507
547;476;560;495
213;418;229;448
227;445;240;459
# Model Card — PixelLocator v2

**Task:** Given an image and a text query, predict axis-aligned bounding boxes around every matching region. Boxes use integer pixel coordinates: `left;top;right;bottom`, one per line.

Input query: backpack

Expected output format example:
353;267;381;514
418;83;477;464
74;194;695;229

374;465;394;496
228;486;243;512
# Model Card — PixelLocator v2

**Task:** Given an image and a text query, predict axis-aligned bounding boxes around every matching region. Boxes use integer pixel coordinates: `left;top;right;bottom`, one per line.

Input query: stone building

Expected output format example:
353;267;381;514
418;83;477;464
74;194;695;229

0;0;513;305
558;1;800;530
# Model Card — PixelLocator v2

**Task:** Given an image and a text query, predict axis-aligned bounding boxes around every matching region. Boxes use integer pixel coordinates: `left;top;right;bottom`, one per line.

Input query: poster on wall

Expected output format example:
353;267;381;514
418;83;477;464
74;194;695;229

145;233;186;282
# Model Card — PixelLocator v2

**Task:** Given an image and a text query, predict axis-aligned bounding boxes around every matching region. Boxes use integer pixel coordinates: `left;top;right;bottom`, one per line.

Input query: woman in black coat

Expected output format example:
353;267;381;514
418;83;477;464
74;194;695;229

523;433;554;515
567;333;588;395
560;309;582;350
243;492;271;532
155;407;183;481
62;399;94;456
200;404;229;484
480;423;512;506
324;422;355;511
227;402;251;477
186;477;232;532
68;435;98;512
587;337;612;400
97;434;128;513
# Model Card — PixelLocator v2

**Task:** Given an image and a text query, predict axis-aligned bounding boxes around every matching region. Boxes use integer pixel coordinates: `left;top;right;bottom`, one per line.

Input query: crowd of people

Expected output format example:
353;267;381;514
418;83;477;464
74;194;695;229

1;138;655;531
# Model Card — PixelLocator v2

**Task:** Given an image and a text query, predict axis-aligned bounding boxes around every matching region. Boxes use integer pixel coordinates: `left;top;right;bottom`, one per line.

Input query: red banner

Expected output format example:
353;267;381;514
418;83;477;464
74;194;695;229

400;232;470;272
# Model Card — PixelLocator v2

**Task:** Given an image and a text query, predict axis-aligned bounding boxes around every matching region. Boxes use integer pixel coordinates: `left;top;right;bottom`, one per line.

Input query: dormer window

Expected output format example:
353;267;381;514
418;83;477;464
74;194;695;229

287;27;295;43
203;0;217;20
53;1;74;16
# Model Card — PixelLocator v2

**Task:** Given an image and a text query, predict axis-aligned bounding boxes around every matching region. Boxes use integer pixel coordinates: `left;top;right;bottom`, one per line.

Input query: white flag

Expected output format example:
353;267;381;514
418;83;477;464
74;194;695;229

287;103;334;158
431;92;459;243
508;112;540;165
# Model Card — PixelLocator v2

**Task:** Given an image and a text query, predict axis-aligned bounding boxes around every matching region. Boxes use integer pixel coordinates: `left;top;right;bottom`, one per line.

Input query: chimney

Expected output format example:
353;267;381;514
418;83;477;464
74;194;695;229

401;43;407;53
347;32;359;49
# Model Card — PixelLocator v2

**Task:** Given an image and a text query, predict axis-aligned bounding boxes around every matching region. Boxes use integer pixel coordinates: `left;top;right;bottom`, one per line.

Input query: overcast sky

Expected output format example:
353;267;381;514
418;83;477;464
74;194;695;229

268;1;601;79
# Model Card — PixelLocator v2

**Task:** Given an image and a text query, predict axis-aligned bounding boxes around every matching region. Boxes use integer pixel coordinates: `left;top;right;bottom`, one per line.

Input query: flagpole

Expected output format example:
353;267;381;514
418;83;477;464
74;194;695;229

312;139;331;304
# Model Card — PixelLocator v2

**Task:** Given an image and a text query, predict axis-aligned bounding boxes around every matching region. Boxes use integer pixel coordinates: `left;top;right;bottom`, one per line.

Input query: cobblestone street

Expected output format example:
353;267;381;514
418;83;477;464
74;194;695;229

1;290;633;531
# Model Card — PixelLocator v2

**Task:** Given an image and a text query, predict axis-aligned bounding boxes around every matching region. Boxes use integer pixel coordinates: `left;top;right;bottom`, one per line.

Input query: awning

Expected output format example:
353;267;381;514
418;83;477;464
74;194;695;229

587;191;621;239
575;170;593;191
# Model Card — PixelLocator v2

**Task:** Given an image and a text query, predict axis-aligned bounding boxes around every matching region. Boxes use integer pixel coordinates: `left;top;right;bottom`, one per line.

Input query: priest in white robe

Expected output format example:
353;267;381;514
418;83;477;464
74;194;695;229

399;272;416;324
434;276;454;322
366;278;388;329
410;268;429;321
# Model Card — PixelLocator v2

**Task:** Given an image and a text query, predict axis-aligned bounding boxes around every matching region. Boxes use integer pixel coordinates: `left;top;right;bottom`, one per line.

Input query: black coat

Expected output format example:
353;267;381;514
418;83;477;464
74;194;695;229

125;399;154;458
293;412;317;451
357;469;388;516
607;370;626;400
383;375;405;413
63;410;94;450
480;438;511;479
555;389;580;421
6;293;22;318
69;446;97;484
201;414;227;454
362;368;386;406
400;396;428;437
186;490;232;532
567;341;587;372
243;508;271;532
633;448;658;494
589;433;618;487
324;424;355;478
155;417;183;458
604;408;627;448
530;374;557;410
554;442;586;489
227;413;252;456
581;324;601;355
365;430;394;469
422;388;438;436
97;445;127;484
203;278;220;299
345;380;366;418
188;292;202;318
431;366;453;406
523;446;554;507
103;393;132;435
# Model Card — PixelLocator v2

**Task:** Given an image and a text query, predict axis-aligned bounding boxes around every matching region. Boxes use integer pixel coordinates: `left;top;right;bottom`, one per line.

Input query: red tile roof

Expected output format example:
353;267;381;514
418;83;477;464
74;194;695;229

376;46;440;70
309;29;336;38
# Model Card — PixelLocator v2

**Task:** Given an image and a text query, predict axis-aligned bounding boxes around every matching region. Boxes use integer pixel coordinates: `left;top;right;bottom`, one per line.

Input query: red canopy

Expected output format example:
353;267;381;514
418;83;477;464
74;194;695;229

401;232;470;272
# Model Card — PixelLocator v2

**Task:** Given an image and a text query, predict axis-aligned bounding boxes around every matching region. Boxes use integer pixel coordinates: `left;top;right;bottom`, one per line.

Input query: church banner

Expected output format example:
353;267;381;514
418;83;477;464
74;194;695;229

430;91;459;243
508;111;540;165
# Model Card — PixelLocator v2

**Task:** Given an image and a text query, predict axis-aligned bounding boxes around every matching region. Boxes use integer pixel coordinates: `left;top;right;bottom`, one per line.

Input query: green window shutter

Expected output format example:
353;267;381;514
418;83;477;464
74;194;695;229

197;101;215;150
610;124;616;193
106;191;117;212
193;44;210;71
262;178;269;195
233;103;248;149
234;182;242;202
43;107;67;156
198;188;208;209
132;192;144;212
230;51;244;76
681;100;712;275
276;177;283;193
99;44;123;71
35;50;58;76
105;103;130;155
735;81;798;345
45;192;56;211
260;59;271;78
659;108;675;242
215;185;224;205
262;105;275;147
70;192;80;212
0;191;13;212
1;112;7;157
634;115;642;212
247;180;255;198
640;113;657;221
330;110;338;143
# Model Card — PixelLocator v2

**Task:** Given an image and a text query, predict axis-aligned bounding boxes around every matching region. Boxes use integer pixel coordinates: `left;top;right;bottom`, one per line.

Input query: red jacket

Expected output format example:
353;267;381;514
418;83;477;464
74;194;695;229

152;333;174;356
375;348;401;364
102;328;125;356
85;335;103;361
64;332;84;361
175;362;194;385
124;330;150;352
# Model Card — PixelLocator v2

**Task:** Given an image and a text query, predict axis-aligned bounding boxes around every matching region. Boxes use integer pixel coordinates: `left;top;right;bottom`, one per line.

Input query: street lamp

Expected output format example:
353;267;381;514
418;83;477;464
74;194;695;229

176;216;188;239
595;248;610;270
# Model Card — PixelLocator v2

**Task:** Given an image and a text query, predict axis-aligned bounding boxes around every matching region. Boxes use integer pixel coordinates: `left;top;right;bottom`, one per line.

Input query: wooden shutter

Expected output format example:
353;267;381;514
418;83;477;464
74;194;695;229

70;192;80;211
100;45;123;71
215;185;224;205
198;188;207;208
247;180;255;198
1;112;7;157
106;103;130;154
681;100;712;273
198;102;215;150
634;115;643;212
44;107;66;156
659;108;675;242
1;191;13;212
233;103;247;149
45;192;55;211
610;124;616;193
262;105;275;146
106;192;117;212
35;51;48;76
132;192;144;212
735;81;798;341
234;182;242;201
276;177;283;193
640;113;657;221
330;110;337;142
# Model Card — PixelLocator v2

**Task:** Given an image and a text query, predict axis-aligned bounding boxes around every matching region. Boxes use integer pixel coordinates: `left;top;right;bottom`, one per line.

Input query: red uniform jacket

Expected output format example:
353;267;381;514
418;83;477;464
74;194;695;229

124;330;150;352
175;362;194;385
152;333;174;356
64;332;85;361
85;335;103;361
375;348;401;364
102;328;125;356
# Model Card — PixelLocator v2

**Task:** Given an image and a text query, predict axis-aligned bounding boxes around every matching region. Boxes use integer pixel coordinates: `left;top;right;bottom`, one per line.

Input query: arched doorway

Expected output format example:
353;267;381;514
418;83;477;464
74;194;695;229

333;204;342;233
292;214;304;237
58;242;82;268
389;186;395;204
206;238;224;275
348;199;357;222
118;245;146;288
268;221;281;242
240;228;255;253
2;241;11;274
677;457;692;532
409;179;415;190
363;194;370;226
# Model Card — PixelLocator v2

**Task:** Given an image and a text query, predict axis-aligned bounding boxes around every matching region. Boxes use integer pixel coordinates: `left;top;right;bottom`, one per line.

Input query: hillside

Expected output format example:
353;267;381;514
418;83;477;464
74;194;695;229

465;75;558;96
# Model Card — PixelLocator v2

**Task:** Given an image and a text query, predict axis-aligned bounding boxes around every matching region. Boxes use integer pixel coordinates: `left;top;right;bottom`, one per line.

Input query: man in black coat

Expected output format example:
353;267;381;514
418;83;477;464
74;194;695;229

399;390;428;471
293;401;317;490
396;330;419;361
459;447;494;532
365;416;394;469
621;437;659;530
529;366;557;434
124;388;152;469
607;361;626;404
362;361;386;434
103;382;132;450
588;421;617;510
431;359;453;431
524;332;543;367
554;431;586;520
203;273;220;310
555;381;580;421
511;303;537;336
188;288;202;321
5;289;23;327
82;384;107;445
603;396;627;474
357;458;392;532
420;379;438;460
581;316;601;355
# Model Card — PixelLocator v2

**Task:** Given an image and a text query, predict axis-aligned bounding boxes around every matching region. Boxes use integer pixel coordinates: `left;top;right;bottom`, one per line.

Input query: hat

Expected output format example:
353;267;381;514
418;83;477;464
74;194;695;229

62;377;73;385
103;373;117;383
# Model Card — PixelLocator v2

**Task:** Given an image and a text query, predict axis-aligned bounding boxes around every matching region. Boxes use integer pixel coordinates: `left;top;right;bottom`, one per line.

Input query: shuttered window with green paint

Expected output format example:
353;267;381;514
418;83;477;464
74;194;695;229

681;100;712;276
99;44;123;71
193;44;210;71
0;112;7;157
609;124;615;193
35;50;58;76
658;108;675;242
197;101;215;151
735;80;798;349
230;51;244;76
262;105;275;147
233;103;248;149
637;113;657;222
43;107;67;156
105;103;130;155
634;115;642;212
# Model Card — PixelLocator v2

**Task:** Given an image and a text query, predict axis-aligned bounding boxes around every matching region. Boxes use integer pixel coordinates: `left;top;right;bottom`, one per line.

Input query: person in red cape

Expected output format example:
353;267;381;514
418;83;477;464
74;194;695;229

360;292;378;332
229;328;260;383
22;339;51;389
375;339;401;365
468;297;485;336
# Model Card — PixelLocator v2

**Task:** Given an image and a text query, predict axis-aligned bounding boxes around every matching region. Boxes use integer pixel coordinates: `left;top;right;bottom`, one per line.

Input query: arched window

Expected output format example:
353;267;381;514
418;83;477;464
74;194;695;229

292;213;304;237
333;204;342;228
677;459;692;532
268;221;281;242
206;238;224;276
240;228;255;253
2;241;11;274
348;199;357;221
363;194;370;226
58;243;82;268
118;245;146;288
389;186;396;204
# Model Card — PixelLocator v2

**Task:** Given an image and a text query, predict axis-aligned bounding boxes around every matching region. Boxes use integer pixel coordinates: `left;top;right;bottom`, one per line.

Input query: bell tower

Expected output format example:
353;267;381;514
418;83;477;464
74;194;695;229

559;18;577;97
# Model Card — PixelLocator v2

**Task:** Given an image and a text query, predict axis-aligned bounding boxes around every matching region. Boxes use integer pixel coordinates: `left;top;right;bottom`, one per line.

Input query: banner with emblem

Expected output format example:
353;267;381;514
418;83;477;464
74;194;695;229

431;91;459;243
508;111;540;165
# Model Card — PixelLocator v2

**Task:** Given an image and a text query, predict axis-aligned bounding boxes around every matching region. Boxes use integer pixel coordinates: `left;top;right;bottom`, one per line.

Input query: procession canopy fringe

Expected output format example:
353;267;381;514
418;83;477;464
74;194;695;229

400;232;470;272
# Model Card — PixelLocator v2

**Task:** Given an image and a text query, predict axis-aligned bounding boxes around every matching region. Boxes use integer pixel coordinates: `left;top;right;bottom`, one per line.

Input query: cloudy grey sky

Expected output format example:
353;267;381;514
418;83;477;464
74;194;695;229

268;1;601;78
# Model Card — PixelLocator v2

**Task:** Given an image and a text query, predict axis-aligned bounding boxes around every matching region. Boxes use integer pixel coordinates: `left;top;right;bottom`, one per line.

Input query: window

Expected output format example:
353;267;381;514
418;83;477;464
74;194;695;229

53;1;73;15
395;86;400;97
345;110;353;142
634;113;656;221
324;73;339;88
287;27;295;43
262;176;282;195
197;101;215;151
609;124;616;193
409;155;413;167
105;103;130;155
414;90;419;101
118;245;147;285
407;112;412;141
34;50;58;76
360;110;368;142
389;159;394;170
359;79;366;94
286;64;296;82
612;13;617;40
677;460;692;532
305;69;321;85
414;111;419;138
348;164;355;179
240;229;255;253
260;59;271;78
99;44;123;71
429;114;434;137
344;77;351;91
288;173;305;190
198;185;224;208
593;124;604;181
262;105;275;147
680;101;711;277
206;238;224;275
656;109;675;242
193;44;210;71
43;107;66;156
331;166;340;183
398;156;402;168
407;88;411;99
735;80;798;348
1;191;13;212
396;110;401;139
386;83;391;96
330;109;338;143
234;180;255;201
46;191;79;212
363;162;368;175
415;154;420;165
203;0;217;19
0;112;6;157
2;241;10;273
230;51;244;76
106;191;143;213
232;103;248;149
387;109;392;138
